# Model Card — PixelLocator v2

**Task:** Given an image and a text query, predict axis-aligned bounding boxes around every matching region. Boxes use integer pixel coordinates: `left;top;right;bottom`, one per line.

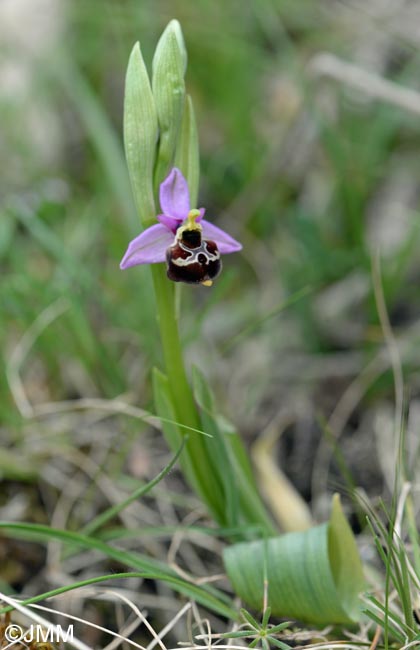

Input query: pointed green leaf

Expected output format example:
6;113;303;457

224;494;365;624
152;367;195;490
152;368;181;448
152;20;186;188
174;95;200;208
328;493;366;621
192;366;237;527
269;622;292;634
261;606;272;628
192;366;275;536
153;367;228;524
124;41;158;227
154;19;187;76
152;368;218;503
240;608;260;631
267;637;291;650
0;525;236;620
220;631;255;639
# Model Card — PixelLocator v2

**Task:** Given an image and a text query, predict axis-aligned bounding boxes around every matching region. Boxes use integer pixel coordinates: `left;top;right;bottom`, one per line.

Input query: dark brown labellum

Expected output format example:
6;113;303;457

166;228;221;285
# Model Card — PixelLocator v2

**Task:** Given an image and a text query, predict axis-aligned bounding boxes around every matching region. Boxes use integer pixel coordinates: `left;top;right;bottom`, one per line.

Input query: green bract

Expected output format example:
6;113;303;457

124;42;158;227
223;495;365;625
152;20;186;190
174;95;200;209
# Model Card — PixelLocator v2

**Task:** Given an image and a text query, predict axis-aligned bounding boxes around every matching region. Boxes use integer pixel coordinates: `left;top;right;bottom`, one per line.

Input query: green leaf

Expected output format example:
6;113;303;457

0;523;236;620
328;494;366;620
240;608;260;631
156;18;187;76
174;95;200;208
268;637;291;650
153;368;221;521
261;605;272;628
124;41;158;227
269;622;292;634
363;598;406;643
152;20;186;189
223;494;365;624
152;368;194;489
192;366;238;527
220;631;255;639
192;366;275;536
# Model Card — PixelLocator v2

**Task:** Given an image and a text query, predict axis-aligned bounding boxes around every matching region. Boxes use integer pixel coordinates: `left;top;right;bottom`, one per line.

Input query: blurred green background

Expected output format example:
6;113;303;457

2;0;420;532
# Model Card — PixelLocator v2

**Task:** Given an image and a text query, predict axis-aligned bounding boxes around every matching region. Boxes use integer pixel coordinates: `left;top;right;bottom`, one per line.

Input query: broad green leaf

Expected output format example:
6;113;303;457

224;494;365;624
124;41;158;227
174;95;200;208
328;494;366;620
152;20;186;189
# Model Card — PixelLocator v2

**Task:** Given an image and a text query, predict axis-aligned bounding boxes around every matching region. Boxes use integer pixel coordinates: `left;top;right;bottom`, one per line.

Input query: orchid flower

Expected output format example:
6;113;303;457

120;168;242;286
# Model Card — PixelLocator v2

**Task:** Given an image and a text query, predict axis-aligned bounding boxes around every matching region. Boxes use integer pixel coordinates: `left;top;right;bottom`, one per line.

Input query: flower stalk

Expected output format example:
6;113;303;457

122;20;274;534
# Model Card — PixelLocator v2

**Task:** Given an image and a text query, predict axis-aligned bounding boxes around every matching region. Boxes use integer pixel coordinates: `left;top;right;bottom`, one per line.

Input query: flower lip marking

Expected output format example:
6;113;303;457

120;168;242;285
167;209;221;286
